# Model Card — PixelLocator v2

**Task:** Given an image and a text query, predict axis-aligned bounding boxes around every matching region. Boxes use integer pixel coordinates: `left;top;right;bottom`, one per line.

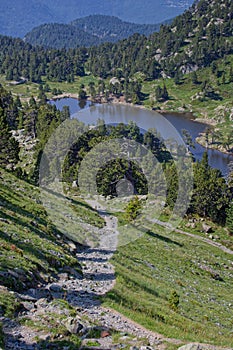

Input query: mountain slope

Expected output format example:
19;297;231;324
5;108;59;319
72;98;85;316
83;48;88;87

0;0;54;38
0;0;194;38
87;0;233;78
71;15;169;41
24;23;101;49
24;15;170;49
0;0;232;84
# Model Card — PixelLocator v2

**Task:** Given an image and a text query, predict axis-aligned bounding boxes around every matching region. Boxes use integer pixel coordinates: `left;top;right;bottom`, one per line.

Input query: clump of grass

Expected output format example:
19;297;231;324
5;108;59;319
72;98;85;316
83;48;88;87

38;335;81;350
168;290;180;311
86;327;102;339
0;290;20;317
86;340;100;347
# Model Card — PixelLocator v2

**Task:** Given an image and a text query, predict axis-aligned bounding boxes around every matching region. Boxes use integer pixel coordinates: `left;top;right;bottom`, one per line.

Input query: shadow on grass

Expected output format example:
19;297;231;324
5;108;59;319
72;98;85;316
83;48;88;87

104;288;165;322
0;207;56;243
146;230;183;247
116;270;159;298
43;187;98;213
0;192;48;227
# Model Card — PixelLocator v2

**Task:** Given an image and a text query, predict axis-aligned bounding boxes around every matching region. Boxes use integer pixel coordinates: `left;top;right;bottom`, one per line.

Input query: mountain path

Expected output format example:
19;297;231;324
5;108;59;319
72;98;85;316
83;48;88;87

148;218;233;255
1;200;166;349
1;200;232;349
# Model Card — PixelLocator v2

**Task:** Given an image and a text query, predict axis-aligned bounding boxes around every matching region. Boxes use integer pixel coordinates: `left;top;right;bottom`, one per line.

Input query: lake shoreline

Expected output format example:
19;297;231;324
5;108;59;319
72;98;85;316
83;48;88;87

50;93;233;157
50;93;216;127
50;95;233;174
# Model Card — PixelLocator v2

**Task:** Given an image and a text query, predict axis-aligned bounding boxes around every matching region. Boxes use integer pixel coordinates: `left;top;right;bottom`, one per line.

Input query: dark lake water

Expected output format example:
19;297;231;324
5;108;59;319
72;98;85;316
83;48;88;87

49;98;233;176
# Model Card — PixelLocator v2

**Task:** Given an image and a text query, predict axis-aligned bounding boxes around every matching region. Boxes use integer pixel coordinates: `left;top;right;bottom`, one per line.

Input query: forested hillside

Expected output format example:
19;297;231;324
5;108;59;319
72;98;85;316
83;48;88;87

24;23;101;49
24;15;168;49
0;0;193;37
0;0;232;84
87;0;233;78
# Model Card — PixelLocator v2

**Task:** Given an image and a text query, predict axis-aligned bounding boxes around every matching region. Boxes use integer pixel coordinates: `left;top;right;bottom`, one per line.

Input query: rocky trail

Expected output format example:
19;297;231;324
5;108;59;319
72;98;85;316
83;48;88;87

148;218;233;256
0;201;166;350
1;200;232;350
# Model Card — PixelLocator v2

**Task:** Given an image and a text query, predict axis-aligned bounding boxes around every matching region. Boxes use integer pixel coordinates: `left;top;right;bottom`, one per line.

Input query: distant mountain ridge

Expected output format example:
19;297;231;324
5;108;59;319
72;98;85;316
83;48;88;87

0;0;194;38
24;15;172;49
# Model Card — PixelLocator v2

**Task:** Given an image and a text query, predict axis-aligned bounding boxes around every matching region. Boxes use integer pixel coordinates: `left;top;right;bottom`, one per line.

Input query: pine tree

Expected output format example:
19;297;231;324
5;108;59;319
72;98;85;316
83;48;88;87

191;152;230;222
78;87;87;100
191;71;198;84
125;196;142;222
0;110;19;169
229;66;233;83
226;203;233;234
61;106;70;122
156;85;162;101
162;84;169;101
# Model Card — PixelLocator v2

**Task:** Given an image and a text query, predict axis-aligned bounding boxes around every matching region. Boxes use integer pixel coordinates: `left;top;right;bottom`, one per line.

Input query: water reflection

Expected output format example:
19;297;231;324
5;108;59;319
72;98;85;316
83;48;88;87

50;99;233;175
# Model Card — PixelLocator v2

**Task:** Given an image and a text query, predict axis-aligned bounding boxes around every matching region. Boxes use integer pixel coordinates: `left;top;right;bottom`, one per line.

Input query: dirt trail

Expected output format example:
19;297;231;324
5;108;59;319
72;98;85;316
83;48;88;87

2;199;232;349
149;218;233;255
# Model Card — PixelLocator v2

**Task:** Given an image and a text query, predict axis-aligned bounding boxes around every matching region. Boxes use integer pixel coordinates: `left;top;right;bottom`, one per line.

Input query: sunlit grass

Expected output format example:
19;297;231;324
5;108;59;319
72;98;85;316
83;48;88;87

103;220;233;346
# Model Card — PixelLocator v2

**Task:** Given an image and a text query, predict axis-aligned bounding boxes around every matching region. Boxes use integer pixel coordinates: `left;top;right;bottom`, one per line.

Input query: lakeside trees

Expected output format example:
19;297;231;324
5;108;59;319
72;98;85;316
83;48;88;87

191;152;230;223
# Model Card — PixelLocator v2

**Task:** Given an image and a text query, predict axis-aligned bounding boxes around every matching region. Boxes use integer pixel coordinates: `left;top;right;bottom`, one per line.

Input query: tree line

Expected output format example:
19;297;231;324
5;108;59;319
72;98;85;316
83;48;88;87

0;0;232;83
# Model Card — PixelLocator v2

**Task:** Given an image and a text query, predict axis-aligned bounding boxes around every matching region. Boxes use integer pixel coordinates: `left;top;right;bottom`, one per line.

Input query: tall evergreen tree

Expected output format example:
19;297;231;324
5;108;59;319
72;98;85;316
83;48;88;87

191;152;230;222
0;110;19;169
226;203;233;234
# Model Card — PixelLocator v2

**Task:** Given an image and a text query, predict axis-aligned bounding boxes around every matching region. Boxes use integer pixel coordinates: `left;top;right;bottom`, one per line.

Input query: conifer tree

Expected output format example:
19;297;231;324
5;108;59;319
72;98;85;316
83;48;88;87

226;203;233;234
0;110;19;169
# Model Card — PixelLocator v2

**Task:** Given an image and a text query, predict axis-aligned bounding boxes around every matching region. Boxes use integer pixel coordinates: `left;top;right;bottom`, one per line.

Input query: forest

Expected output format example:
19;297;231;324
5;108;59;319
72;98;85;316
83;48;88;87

0;0;232;83
24;15;166;49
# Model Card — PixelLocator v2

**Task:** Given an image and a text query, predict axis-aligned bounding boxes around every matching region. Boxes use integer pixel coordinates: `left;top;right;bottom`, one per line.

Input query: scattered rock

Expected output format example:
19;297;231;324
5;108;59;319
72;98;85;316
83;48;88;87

67;241;77;252
0;217;10;224
211;273;224;282
62;265;83;278
101;330;111;338
30;220;38;227
48;284;63;293
72;180;78;188
178;344;211;350
186;222;196;229
20;301;35;311
63;316;84;334
202;223;212;233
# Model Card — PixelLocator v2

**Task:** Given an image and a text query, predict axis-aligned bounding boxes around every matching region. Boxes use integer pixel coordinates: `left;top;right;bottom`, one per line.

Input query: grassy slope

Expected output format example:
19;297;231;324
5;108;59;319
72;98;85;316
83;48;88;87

0;168;104;309
103;219;233;347
0;75;99;101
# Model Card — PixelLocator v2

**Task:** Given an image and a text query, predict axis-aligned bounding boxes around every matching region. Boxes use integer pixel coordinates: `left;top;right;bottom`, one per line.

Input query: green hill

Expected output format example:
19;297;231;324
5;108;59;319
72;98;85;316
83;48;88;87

24;23;101;49
0;168;80;294
24;15;168;49
87;0;233;79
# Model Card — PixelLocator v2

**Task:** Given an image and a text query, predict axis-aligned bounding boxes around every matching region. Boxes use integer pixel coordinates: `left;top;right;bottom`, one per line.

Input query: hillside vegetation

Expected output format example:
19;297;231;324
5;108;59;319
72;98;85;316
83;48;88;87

24;23;102;49
0;0;193;37
24;15;169;49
